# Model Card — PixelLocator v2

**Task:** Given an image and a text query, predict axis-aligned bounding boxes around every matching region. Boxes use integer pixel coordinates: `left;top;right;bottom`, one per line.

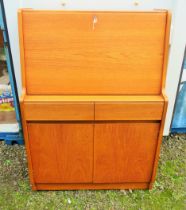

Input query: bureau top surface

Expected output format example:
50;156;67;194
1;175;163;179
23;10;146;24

23;95;164;103
19;10;170;96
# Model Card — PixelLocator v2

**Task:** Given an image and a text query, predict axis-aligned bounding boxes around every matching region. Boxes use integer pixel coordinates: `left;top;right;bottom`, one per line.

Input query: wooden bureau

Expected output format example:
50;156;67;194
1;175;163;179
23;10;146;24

18;10;171;190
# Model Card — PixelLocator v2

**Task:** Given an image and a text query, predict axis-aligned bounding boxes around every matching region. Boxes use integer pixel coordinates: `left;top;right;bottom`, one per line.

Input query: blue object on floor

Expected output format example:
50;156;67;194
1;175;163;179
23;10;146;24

171;82;186;133
0;132;24;145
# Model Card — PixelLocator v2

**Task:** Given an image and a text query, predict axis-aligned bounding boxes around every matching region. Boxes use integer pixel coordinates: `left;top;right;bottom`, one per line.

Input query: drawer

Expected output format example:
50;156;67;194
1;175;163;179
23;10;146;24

23;102;94;121
95;102;164;120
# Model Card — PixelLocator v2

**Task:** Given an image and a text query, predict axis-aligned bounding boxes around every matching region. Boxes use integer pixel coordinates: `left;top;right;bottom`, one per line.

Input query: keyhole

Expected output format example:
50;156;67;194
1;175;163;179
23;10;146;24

93;16;98;30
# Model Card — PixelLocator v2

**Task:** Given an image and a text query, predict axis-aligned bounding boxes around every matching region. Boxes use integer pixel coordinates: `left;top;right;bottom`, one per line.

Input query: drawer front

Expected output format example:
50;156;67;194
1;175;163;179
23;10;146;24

95;102;164;120
23;102;94;121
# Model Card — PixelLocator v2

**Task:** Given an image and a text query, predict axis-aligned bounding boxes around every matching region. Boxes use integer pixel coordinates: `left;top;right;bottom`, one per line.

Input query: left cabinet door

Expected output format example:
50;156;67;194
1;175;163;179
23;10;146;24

27;123;94;183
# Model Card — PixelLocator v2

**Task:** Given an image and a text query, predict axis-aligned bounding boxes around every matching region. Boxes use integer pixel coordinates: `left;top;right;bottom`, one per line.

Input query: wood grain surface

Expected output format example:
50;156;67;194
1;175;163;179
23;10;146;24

23;95;164;102
28;123;94;183
95;102;164;120
19;10;167;95
94;122;160;183
20;97;37;190
149;91;168;188
24;102;94;121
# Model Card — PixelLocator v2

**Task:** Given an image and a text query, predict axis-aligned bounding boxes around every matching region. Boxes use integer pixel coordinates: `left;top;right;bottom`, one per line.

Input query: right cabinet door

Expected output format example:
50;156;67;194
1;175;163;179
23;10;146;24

93;122;160;183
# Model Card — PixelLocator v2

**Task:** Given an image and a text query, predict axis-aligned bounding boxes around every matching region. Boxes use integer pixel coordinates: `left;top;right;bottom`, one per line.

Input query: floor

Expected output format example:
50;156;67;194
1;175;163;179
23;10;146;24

0;134;185;210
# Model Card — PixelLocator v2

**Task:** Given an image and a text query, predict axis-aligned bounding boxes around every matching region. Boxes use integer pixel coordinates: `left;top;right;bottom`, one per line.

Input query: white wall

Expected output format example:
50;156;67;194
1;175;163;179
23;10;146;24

3;0;21;97
20;0;174;11
164;0;186;135
4;0;186;135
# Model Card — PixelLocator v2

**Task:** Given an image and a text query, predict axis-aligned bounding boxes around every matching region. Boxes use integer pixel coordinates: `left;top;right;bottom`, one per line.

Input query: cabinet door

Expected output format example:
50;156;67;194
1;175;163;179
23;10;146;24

94;122;160;183
28;123;93;183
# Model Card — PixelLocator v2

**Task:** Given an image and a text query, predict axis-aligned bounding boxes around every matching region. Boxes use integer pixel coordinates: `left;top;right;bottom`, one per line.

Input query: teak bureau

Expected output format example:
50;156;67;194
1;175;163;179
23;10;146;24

19;10;171;190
